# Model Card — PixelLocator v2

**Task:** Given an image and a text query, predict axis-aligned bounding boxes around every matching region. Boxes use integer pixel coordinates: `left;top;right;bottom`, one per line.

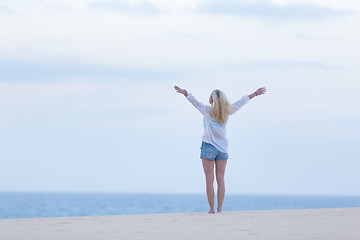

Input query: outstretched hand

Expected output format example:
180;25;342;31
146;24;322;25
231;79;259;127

256;87;267;96
174;85;188;96
248;87;267;99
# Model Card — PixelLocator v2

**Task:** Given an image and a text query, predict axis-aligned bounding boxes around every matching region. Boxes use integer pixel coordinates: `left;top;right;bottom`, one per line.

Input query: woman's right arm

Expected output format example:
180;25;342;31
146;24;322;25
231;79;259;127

174;85;188;97
174;85;208;116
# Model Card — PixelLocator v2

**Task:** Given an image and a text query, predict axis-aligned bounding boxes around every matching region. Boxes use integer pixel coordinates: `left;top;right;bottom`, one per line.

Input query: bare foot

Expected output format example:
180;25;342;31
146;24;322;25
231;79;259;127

208;209;215;214
217;208;222;213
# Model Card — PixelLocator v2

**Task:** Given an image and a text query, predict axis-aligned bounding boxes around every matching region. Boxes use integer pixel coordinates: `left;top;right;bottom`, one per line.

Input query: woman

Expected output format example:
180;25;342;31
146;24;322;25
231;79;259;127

174;85;266;213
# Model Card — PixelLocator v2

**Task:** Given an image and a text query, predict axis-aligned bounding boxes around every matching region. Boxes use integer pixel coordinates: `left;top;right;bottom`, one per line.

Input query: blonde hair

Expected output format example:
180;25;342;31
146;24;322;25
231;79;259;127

210;89;235;124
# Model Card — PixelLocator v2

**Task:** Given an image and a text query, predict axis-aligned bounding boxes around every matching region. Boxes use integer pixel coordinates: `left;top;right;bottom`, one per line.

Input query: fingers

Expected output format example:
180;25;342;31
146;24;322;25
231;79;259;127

174;85;184;94
254;87;266;96
259;87;267;94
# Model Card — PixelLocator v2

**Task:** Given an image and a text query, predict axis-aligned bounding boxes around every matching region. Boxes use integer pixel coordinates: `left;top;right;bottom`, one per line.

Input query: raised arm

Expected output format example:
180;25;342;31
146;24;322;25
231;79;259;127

174;85;188;97
174;85;209;116
248;87;267;99
231;87;267;114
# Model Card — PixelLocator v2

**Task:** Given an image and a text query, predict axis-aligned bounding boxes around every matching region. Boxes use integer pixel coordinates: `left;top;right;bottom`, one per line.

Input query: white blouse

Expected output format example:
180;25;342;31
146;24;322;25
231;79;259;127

186;93;250;153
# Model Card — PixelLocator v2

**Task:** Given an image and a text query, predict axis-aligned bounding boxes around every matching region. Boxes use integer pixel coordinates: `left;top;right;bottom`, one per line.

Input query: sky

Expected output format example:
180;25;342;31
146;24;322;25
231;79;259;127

0;0;359;195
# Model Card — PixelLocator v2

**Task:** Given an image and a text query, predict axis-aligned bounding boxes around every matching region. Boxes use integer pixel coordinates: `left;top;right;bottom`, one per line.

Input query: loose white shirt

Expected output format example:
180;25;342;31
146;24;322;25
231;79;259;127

186;93;250;153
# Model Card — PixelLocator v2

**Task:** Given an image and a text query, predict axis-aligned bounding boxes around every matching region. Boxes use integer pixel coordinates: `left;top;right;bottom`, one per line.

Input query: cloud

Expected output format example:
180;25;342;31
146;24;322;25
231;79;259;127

202;61;338;71
196;0;352;21
0;57;180;83
88;1;159;15
43;4;74;13
0;5;16;15
0;56;339;86
0;2;74;14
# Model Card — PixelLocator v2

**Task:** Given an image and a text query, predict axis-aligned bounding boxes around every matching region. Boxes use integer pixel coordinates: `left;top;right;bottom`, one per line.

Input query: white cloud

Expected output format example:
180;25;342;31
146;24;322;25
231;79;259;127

0;0;359;194
271;0;360;12
0;0;359;69
0;5;16;14
0;57;180;83
88;1;159;15
0;80;99;101
196;0;354;22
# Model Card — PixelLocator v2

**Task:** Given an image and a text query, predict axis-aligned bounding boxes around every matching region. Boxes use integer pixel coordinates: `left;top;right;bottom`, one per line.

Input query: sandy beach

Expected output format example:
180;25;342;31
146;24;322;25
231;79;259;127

1;207;359;240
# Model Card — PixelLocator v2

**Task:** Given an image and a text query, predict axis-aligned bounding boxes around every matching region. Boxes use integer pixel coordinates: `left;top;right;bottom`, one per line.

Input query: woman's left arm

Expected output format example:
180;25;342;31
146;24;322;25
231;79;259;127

248;87;267;99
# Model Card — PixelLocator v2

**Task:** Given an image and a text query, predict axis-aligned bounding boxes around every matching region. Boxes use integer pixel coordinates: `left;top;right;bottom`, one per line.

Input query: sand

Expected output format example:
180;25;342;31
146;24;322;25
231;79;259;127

1;208;359;240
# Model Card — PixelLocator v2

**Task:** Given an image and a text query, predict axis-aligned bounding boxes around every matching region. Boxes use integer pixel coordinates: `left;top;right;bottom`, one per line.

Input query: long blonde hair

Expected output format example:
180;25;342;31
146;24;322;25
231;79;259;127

210;89;235;124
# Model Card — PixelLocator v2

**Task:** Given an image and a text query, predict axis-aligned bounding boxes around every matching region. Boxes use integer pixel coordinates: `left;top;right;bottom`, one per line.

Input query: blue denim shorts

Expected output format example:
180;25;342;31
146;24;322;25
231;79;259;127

200;141;229;160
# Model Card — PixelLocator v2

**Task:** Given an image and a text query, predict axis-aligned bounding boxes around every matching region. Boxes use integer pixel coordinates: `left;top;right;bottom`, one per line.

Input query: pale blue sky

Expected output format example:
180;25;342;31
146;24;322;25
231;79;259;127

0;0;359;195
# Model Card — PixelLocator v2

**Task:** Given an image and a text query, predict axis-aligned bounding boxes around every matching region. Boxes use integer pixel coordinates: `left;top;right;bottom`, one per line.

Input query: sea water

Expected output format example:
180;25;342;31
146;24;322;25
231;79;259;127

1;192;360;219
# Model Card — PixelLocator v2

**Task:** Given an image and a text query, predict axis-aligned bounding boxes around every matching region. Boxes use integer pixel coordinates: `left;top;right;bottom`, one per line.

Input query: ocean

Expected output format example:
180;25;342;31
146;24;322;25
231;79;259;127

1;192;360;219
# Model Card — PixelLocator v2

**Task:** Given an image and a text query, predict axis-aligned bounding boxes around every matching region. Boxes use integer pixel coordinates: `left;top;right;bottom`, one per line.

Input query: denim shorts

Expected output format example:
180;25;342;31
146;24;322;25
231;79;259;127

200;141;229;160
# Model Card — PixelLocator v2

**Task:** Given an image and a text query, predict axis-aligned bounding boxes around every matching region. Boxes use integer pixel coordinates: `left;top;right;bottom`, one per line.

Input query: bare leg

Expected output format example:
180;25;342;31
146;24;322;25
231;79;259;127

202;158;215;214
215;160;227;213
